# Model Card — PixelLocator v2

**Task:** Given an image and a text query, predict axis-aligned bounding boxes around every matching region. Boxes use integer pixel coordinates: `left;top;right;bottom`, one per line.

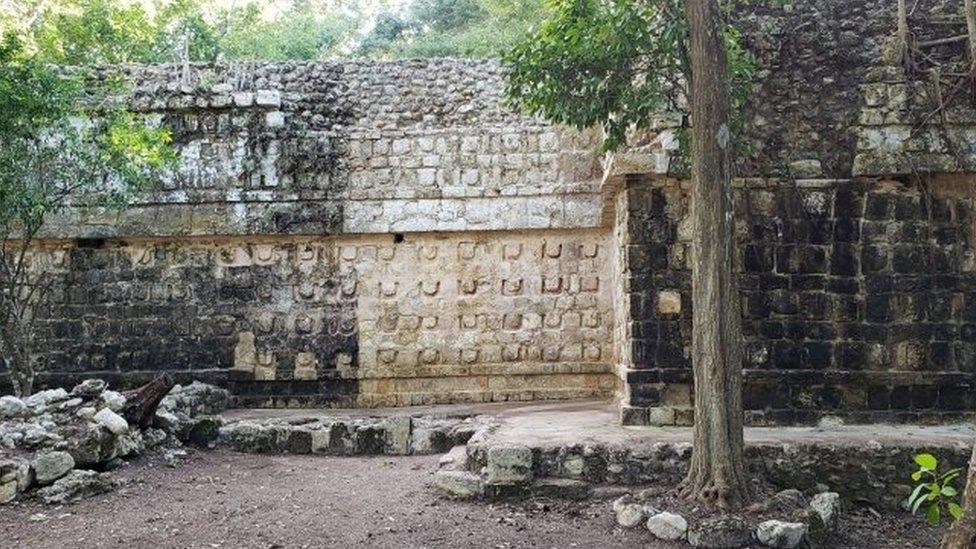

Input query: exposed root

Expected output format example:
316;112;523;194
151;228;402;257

678;475;741;510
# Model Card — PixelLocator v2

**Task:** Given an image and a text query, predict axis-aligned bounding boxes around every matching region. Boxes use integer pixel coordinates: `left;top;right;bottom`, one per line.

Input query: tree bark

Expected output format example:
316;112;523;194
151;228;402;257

897;0;911;71
1;321;34;398
680;0;750;508
942;436;976;548
121;374;176;429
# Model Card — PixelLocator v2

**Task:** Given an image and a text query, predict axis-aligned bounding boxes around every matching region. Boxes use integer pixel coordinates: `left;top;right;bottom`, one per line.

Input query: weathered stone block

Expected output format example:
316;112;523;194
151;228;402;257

486;444;533;485
433;470;483;498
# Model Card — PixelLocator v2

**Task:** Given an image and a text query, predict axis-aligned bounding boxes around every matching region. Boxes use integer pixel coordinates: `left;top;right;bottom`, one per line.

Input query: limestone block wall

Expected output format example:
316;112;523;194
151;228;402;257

18;231;616;407
619;176;976;425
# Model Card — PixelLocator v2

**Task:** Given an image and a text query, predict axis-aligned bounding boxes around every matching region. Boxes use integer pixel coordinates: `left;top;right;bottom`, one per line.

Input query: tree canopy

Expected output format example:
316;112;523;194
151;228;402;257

503;0;756;154
0;33;175;396
1;0;551;63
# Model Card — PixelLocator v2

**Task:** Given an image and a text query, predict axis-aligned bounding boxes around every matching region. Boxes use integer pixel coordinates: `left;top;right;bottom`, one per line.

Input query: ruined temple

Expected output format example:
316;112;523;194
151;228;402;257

11;0;976;426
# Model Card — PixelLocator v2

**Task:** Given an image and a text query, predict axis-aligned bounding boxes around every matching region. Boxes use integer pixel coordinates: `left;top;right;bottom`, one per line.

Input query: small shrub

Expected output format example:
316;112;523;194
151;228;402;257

908;453;963;526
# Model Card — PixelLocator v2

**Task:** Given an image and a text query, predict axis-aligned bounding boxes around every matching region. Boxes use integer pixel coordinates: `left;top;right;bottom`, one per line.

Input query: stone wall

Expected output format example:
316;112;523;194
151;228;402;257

619;175;976;425
20;231;616;407
5;0;976;418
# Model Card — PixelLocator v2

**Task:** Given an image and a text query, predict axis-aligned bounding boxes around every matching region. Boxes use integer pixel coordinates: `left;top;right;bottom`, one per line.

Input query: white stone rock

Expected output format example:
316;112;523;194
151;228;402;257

71;379;106;398
265;111;285;128
255;89;281;107
32;451;75;485
94;408;129;435
24;389;68;409
756;520;808;549
232;91;254;107
646;511;688;541
615;503;647;529
76;407;97;420
0;396;27;418
100;390;126;412
810;492;841;530
611;494;634;514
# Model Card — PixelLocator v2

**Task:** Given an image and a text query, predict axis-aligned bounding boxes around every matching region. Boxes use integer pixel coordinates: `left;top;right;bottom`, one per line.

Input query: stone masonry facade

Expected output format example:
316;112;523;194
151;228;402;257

2;0;974;423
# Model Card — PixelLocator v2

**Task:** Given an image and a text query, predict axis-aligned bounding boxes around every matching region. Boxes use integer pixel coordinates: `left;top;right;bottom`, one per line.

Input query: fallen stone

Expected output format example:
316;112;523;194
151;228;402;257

434;470;483;498
754;488;807;513
810;492;841;530
24;389;69;410
143;427;169;449
530;477;591;500
612;494;635;514
616;503;648;528
94;408;129;435
58;398;83;410
76;407;96;421
114;431;145;458
687;516;753;548
100;390;126;412
164;449;188;468
160;382;230;417
439;445;468;469
37;470;118;504
32;451;75;485
756;520;808;548
0;458;33;492
71;379;106;398
69;426;118;467
486;444;532;485
647;511;688;541
0;395;27;419
23;425;61;448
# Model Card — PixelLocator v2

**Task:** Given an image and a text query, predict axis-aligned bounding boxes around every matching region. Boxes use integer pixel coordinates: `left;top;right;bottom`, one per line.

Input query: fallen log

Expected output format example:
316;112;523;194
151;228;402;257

121;374;175;429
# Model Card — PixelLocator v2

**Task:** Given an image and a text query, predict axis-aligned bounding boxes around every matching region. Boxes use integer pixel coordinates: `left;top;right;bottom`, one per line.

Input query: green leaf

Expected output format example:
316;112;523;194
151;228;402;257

941;486;958;497
912;489;929;514
908;484;927;511
943;470;962;484
926;503;941;526
915;454;938;471
912;470;922;481
949;503;964;521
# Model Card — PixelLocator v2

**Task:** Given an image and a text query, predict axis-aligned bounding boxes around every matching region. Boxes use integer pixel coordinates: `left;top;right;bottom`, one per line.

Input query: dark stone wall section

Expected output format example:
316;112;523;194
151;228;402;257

0;242;361;406
624;175;976;425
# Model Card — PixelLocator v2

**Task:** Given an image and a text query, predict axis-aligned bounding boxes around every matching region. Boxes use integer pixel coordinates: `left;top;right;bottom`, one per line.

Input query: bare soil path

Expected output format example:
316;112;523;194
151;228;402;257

0;451;657;549
0;450;943;548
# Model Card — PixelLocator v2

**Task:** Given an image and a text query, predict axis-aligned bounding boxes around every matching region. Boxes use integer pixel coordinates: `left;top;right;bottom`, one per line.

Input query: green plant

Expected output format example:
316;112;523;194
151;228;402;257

908;453;964;526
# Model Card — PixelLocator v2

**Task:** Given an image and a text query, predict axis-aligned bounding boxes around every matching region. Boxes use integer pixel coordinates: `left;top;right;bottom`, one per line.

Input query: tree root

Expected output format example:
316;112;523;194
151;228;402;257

678;475;742;510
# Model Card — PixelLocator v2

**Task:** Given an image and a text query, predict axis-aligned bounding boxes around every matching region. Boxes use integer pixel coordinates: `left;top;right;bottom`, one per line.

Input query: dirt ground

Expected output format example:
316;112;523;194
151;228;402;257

0;451;944;549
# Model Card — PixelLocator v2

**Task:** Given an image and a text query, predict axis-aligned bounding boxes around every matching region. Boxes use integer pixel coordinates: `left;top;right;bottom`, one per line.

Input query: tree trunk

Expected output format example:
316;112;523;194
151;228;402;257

680;0;750;508
2;322;34;398
942;437;976;548
121;374;176;429
897;0;911;71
